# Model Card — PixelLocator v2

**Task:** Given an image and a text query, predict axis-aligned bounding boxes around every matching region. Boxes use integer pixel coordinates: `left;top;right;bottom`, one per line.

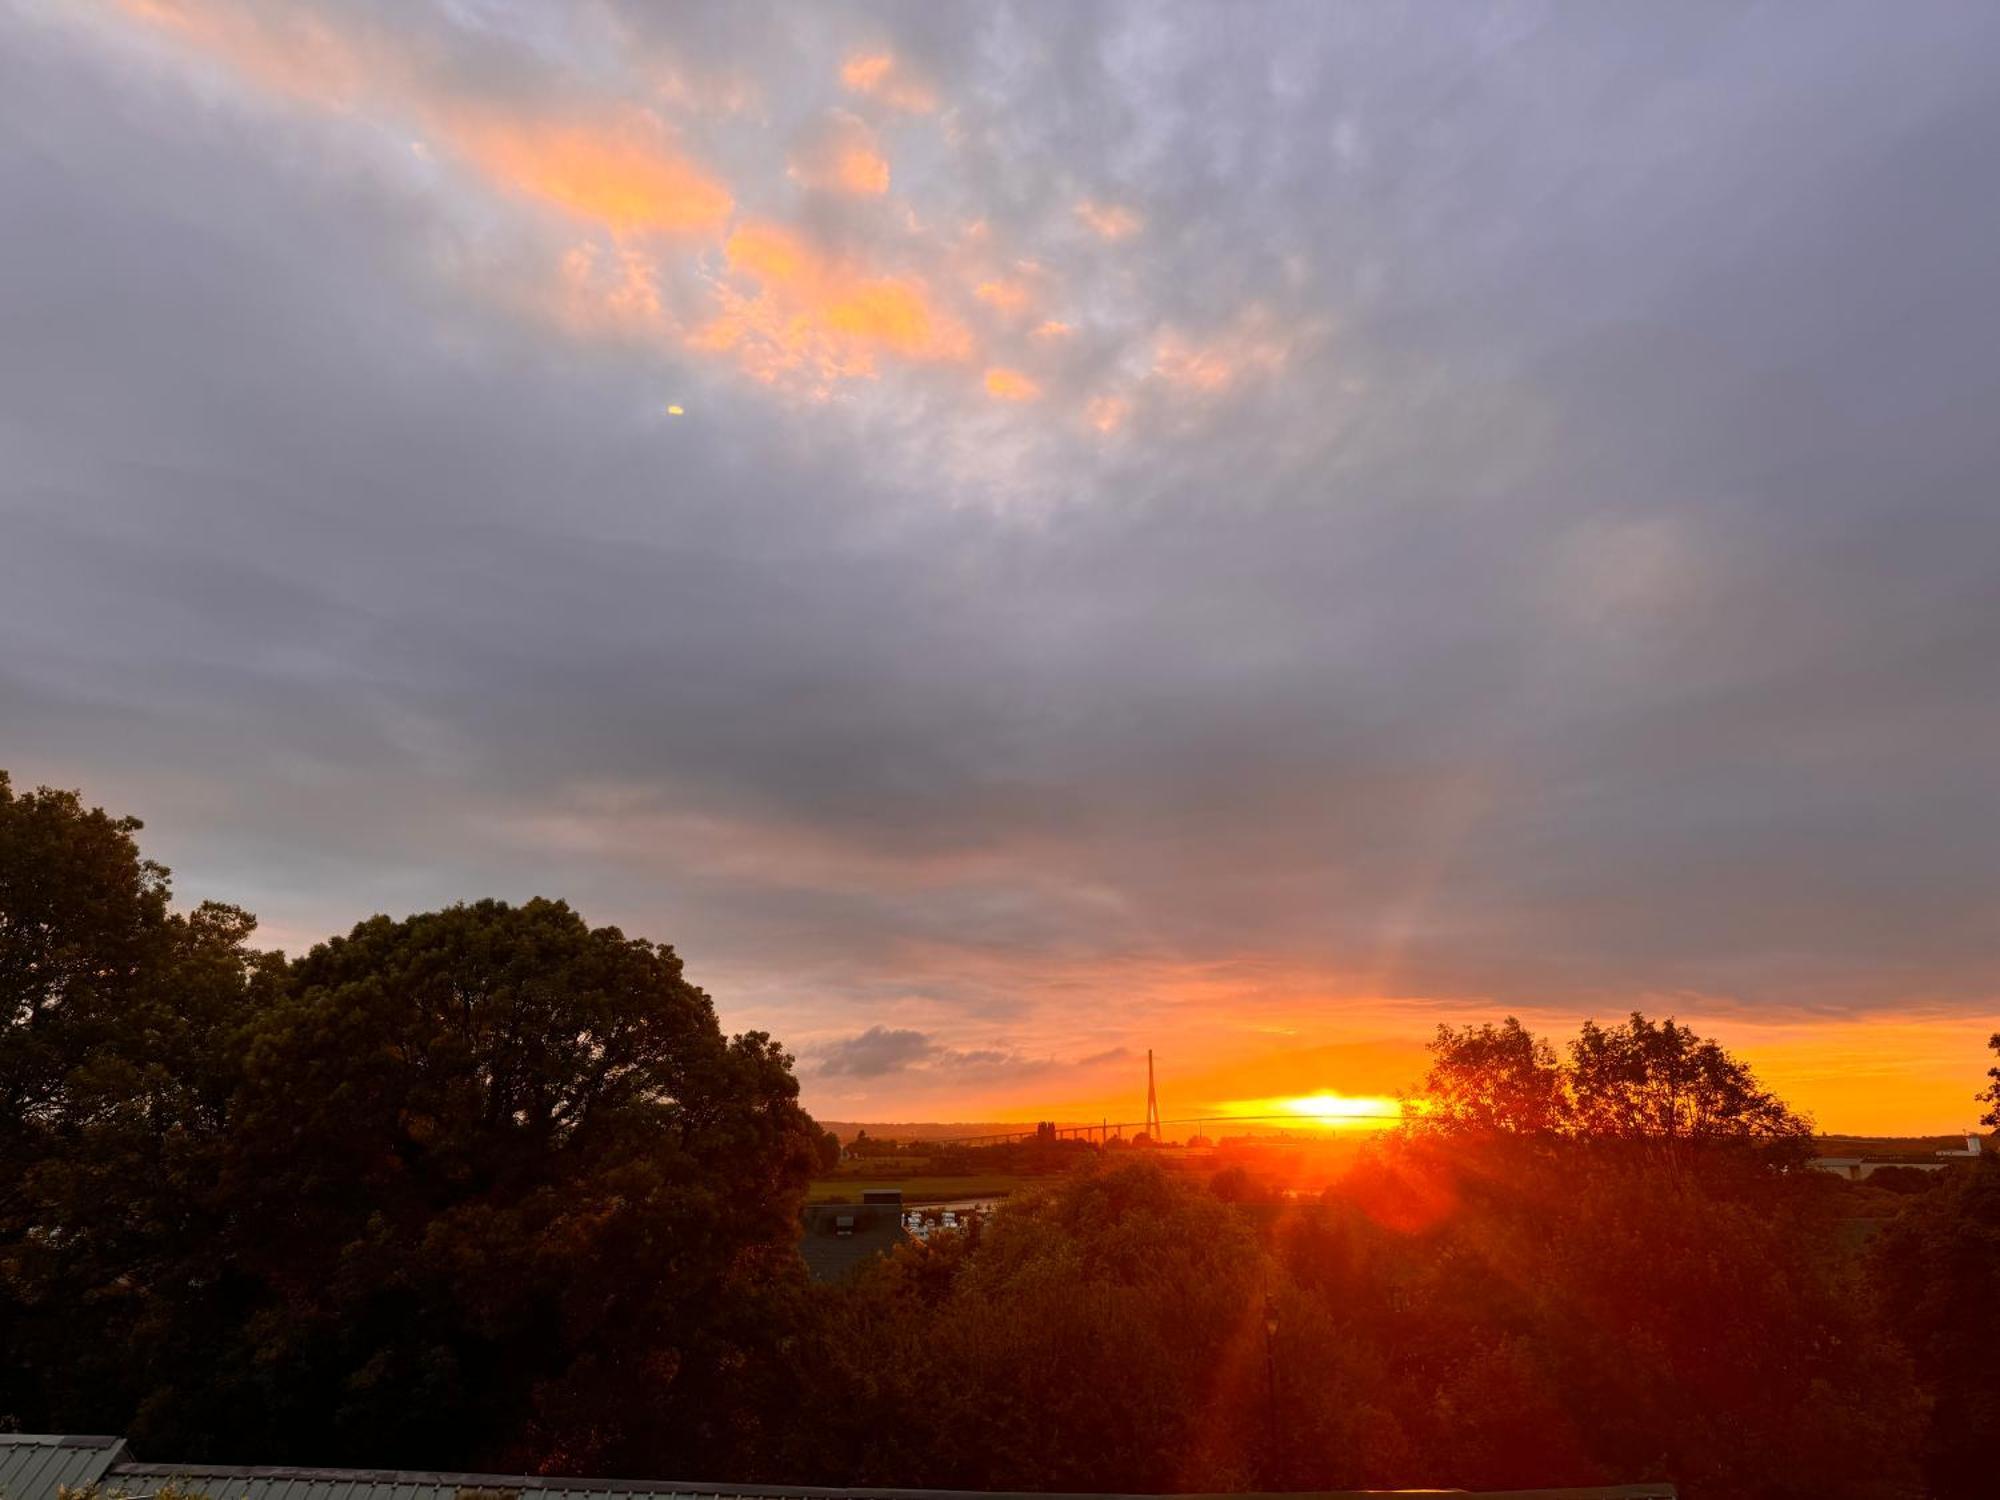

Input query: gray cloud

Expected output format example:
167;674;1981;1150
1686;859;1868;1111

2;2;1998;1115
813;1026;1031;1078
815;1027;939;1078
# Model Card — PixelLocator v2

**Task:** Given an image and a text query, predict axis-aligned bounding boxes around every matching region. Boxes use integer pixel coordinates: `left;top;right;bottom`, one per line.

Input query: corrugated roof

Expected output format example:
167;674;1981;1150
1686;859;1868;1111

0;1435;127;1500
0;1438;1676;1500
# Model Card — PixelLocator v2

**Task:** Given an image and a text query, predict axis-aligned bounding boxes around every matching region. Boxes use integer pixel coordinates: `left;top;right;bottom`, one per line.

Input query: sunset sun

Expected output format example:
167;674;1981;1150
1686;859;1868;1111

1222;1090;1405;1129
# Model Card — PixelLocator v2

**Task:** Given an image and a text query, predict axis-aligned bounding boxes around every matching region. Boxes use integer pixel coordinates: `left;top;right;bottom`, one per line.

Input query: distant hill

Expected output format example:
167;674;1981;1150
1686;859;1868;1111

1815;1132;1979;1158
818;1120;1033;1143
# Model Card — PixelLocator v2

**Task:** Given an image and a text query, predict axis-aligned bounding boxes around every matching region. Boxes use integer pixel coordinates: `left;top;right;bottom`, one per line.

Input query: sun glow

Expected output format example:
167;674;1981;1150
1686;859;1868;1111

1223;1091;1405;1130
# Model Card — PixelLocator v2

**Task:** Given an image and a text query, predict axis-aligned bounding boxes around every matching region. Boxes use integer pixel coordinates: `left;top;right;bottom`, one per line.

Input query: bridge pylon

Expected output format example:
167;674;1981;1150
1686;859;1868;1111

1145;1048;1162;1142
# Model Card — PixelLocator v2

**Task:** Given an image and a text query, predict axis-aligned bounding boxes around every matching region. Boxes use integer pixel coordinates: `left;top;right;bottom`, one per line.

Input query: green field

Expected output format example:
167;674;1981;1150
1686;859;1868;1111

806;1173;1033;1204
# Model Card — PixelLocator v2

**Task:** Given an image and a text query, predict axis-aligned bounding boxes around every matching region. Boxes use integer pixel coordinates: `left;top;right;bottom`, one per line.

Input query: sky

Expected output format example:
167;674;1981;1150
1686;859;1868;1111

3;1;1997;1134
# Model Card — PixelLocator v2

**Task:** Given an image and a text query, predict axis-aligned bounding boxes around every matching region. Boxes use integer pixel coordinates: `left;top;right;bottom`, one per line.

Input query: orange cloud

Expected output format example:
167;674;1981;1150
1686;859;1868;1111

451;114;733;237
556;242;665;332
111;2;735;243
834;148;891;195
1153;337;1237;392
827;282;955;354
693;222;974;390
1153;308;1292;394
1032;320;1074;339
984;367;1041;402
1086;394;1131;433
974;278;1032;314
787;109;891;196
840;52;893;91
1076;199;1143;240
839;50;939;113
724;223;814;285
113;1;1150;415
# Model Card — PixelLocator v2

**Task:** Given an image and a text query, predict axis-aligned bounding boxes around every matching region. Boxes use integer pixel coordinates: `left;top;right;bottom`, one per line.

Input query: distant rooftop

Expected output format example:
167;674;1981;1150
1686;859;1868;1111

0;1435;1676;1500
798;1200;910;1282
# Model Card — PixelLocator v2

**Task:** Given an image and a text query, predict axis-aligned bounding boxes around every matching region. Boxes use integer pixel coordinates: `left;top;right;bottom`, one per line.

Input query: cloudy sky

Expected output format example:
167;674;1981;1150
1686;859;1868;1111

4;1;1997;1131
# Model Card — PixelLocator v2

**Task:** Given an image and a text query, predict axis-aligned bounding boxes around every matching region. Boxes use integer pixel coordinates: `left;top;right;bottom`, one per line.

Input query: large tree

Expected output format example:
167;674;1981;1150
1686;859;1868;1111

190;898;821;1471
0;773;278;1435
1567;1013;1812;1160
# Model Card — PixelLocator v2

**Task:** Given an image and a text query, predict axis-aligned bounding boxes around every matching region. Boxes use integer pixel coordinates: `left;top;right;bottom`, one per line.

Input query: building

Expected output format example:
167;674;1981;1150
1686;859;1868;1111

0;1434;1678;1500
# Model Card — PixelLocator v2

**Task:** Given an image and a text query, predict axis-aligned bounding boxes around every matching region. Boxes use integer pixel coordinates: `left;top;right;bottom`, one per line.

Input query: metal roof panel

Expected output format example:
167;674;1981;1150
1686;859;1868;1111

0;1436;127;1500
2;1437;1674;1500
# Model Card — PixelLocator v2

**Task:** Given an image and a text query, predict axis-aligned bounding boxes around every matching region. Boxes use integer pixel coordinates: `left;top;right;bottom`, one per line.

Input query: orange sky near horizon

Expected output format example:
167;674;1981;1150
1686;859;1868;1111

803;1009;1995;1139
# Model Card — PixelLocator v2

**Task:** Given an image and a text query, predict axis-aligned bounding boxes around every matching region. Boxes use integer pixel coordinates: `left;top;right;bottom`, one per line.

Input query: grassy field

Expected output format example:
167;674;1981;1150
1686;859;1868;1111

806;1173;1034;1204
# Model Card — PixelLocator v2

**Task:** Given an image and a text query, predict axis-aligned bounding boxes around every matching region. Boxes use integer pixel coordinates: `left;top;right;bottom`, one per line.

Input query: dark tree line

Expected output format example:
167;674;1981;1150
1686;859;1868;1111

4;771;1997;1500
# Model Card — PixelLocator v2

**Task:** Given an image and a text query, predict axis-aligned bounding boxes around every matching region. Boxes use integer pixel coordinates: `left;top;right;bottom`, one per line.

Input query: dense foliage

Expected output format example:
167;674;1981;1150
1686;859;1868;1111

791;1146;1927;1499
1872;1146;2000;1499
3;773;1994;1500
0;773;820;1472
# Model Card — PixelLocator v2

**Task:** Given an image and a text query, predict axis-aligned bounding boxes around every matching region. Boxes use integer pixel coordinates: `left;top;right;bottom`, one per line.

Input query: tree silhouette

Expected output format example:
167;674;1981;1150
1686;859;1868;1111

1980;1031;1999;1129
206;898;821;1469
1418;1016;1565;1135
1417;1011;1810;1164
0;773;278;1436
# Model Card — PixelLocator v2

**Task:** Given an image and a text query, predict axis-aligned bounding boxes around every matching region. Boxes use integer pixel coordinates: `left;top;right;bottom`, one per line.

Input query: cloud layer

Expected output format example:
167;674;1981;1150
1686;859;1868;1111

3;1;1997;1128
